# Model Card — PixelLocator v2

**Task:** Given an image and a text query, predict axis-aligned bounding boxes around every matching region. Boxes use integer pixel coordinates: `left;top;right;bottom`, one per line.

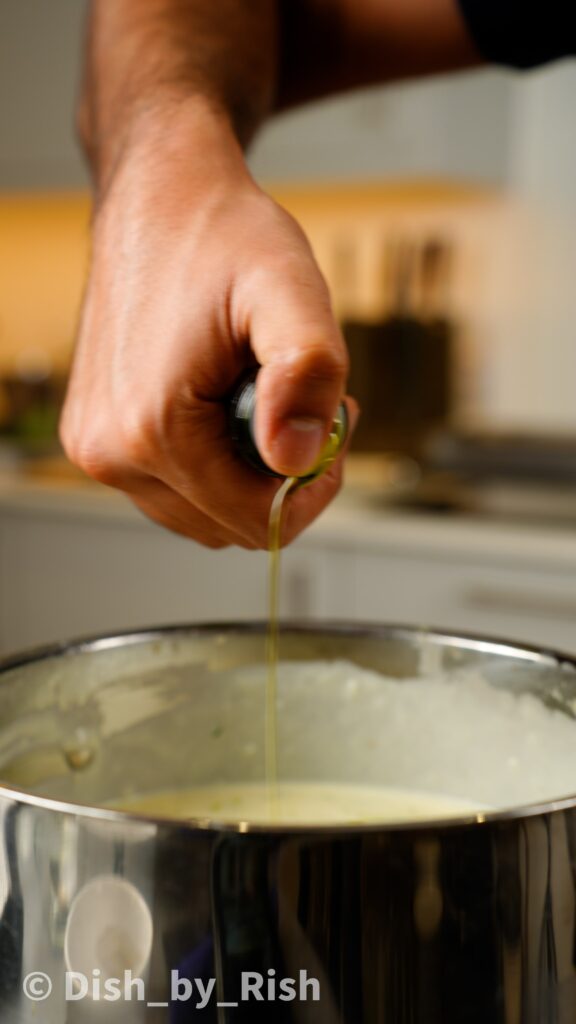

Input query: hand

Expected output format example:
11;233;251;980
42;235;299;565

61;106;356;549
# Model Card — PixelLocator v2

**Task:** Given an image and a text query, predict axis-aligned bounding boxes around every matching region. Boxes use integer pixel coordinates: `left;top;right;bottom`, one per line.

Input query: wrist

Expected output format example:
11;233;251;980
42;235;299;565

91;93;252;204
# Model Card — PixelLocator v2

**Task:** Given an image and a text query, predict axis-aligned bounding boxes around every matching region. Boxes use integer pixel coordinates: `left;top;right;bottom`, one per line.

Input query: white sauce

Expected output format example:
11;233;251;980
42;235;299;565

115;782;481;826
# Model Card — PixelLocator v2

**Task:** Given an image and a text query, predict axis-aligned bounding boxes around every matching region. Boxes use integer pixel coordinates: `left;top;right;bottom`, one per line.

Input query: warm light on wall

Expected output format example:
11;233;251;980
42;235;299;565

0;182;491;374
5;182;557;430
0;193;91;372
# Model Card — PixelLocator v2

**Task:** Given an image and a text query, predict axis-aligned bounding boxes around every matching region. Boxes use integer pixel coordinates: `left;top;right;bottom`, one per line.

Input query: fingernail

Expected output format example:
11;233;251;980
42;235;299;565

273;418;327;475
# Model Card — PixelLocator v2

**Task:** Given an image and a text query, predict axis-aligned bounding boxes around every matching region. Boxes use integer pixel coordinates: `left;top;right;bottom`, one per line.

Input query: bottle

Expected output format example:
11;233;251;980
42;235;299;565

229;369;348;486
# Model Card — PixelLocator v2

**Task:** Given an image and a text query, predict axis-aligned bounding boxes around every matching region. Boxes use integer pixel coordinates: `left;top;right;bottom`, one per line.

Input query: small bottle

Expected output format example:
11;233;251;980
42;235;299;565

229;369;348;486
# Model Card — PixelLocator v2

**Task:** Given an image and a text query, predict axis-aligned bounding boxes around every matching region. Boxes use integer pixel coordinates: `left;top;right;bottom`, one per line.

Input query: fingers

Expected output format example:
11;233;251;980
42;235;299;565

124;477;259;549
61;183;354;551
278;397;360;546
130;397;357;552
241;246;349;478
60;395;263;547
147;398;283;548
63;393;358;551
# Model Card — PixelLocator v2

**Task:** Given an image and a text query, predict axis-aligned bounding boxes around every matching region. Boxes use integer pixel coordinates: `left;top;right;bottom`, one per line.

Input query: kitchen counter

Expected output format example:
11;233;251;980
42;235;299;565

2;462;576;574
3;458;576;658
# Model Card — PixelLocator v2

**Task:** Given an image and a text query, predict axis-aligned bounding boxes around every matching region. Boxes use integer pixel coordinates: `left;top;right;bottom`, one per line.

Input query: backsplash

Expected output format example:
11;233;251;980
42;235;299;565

1;183;575;435
0;193;90;373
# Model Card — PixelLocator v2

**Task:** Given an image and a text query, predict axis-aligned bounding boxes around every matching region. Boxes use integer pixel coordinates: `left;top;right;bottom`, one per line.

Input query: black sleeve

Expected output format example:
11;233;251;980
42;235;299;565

458;0;576;69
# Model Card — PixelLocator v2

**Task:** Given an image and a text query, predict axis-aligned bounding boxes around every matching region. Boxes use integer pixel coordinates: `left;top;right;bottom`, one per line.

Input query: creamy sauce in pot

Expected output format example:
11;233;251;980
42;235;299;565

113;782;482;826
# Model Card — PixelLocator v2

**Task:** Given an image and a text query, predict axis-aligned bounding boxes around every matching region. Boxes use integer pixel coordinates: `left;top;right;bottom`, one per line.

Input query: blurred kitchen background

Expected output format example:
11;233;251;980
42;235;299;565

2;0;576;658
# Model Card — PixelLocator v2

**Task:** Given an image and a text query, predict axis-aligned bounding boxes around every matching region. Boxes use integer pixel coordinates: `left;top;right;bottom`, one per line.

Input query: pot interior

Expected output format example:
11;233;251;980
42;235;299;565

1;624;576;822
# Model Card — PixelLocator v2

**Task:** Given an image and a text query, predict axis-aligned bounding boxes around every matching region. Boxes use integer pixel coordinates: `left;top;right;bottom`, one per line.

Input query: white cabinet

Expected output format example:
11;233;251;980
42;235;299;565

327;545;576;654
251;71;513;186
0;0;89;189
2;494;576;660
1;1;512;191
0;505;270;655
0;501;324;656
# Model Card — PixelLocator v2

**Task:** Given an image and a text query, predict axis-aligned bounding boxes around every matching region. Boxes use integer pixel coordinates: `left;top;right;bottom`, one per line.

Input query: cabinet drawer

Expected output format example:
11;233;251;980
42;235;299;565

333;549;576;654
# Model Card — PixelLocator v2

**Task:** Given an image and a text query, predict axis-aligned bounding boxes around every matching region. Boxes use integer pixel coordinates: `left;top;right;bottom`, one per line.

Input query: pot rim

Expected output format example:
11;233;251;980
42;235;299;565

1;619;575;836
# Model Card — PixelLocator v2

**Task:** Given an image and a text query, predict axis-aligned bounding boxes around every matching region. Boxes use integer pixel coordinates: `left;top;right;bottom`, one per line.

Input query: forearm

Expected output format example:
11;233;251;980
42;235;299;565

277;0;482;108
79;0;278;188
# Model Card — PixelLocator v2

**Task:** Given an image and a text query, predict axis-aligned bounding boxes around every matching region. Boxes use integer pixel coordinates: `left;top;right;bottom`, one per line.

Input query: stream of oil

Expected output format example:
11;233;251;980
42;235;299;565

266;476;297;809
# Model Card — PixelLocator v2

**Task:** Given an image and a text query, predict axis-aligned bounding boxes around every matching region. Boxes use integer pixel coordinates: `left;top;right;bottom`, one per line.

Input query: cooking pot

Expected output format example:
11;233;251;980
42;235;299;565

1;621;576;1023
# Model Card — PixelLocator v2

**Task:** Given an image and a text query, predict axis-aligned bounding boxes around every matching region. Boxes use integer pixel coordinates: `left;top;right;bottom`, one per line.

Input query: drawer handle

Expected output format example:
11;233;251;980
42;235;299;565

464;586;576;621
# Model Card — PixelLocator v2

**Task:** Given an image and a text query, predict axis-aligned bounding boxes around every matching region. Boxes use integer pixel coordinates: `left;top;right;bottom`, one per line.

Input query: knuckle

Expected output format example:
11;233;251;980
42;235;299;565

65;439;117;485
238;527;268;551
174;527;231;550
321;461;345;500
58;412;74;459
118;412;157;466
204;537;230;550
279;521;302;548
60;416;119;485
295;340;349;382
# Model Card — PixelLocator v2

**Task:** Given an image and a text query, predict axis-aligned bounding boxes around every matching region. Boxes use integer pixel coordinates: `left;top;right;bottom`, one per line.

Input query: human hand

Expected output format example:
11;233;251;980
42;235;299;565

61;106;356;549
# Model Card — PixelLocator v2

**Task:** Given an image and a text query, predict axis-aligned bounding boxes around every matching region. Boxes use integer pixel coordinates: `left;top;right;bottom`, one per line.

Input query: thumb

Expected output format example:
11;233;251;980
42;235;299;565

248;263;349;477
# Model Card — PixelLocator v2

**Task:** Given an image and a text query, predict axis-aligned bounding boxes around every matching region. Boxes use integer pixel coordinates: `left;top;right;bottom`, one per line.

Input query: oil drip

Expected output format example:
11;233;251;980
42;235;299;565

265;476;296;806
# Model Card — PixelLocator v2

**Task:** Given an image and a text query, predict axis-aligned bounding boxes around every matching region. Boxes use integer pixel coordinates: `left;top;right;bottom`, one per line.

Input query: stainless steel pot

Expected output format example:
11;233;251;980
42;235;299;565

1;622;576;1023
